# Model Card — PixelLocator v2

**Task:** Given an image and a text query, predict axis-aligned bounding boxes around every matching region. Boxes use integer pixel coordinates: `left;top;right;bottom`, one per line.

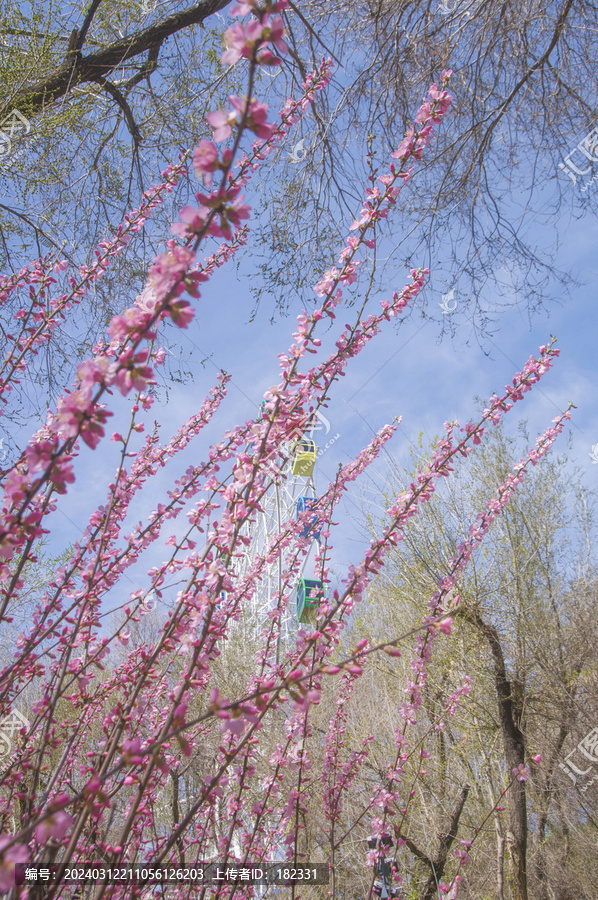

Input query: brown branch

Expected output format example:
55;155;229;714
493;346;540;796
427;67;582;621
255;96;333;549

457;605;528;900
392;783;470;896
122;42;161;92
0;202;67;258
76;0;105;52
285;1;342;67
457;607;524;757
1;28;70;41
473;0;576;163
91;75;143;146
421;783;470;900
1;0;232;120
392;828;434;871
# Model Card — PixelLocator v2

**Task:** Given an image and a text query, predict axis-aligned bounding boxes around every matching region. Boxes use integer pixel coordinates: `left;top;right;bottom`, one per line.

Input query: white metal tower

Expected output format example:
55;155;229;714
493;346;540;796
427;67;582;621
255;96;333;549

231;425;323;646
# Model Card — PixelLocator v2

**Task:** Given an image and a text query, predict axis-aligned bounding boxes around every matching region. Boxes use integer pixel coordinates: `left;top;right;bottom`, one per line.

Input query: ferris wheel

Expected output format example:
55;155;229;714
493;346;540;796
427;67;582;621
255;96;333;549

229;403;325;645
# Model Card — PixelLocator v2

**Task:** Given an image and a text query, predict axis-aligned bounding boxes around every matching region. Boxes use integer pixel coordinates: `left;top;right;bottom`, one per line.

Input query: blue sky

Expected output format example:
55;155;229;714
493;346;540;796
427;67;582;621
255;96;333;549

44;166;597;613
3;13;597;616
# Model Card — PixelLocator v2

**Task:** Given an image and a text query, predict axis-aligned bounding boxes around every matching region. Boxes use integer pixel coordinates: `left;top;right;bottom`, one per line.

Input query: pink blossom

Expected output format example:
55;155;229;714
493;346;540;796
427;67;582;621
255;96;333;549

148;244;197;298
2;469;32;505
135;285;159;314
231;0;258;13
195;186;251;239
77;356;115;388
193;140;220;185
107;306;152;342
392;127;415;161
218;195;251;238
113;348;154;396
24;439;55;474
221;716;246;736
31;695;50;716
255;15;289;63
232;0;288;12
264;15;288;55
0;837;28;892
512;763;529;782
171;204;208;239
222;15;288;66
35;808;74;844
230;95;275;138
168;300;195;328
173;703;188;727
83;776;101;796
437;616;453;634
55;388;113;449
207;107;237;142
256;47;278;65
221;22;253;66
314;267;340;297
291;688;320;712
49;455;76;494
365;849;377;866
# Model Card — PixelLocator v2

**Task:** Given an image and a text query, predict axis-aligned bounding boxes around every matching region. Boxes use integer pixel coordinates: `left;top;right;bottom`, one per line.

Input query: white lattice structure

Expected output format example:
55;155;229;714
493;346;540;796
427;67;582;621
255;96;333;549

232;436;321;646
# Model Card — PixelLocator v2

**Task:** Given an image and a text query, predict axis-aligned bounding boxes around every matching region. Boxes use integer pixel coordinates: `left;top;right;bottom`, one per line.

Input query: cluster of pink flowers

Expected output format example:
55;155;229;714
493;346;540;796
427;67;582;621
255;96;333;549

223;0;288;66
0;5;574;897
0;163;185;424
512;763;530;782
322;666;373;827
445;674;472;715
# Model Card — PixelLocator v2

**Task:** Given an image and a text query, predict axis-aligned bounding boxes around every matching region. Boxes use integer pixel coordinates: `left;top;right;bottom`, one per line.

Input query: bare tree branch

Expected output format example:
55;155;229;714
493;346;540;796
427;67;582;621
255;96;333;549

1;0;233;120
91;75;143;146
473;0;577;164
76;0;106;52
421;783;471;900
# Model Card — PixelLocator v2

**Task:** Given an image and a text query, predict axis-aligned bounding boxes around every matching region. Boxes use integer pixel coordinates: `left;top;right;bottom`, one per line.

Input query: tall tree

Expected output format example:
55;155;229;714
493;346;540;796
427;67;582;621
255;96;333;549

361;426;598;899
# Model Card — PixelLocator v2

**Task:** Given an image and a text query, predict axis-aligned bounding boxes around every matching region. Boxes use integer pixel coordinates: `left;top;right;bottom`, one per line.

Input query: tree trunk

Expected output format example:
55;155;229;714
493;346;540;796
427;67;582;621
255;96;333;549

462;610;528;900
